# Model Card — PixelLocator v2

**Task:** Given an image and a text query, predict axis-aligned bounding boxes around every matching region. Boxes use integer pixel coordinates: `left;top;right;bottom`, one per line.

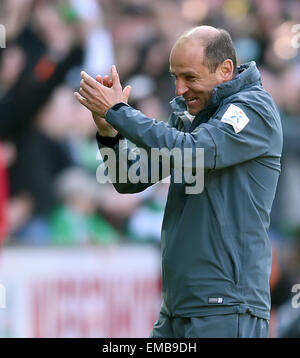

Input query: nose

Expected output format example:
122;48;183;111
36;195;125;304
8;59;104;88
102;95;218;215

175;79;188;97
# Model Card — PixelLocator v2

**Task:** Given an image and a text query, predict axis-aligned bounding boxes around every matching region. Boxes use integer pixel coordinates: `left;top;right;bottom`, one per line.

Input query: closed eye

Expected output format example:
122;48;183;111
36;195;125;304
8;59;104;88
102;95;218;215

185;76;196;81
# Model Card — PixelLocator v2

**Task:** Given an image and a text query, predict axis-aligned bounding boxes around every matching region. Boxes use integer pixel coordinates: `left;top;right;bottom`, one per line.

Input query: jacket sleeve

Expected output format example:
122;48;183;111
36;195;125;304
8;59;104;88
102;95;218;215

105;102;281;171
96;132;170;194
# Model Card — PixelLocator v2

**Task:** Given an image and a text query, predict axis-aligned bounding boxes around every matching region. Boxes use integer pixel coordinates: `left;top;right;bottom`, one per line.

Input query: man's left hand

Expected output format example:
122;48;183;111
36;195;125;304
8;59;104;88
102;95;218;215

74;65;131;117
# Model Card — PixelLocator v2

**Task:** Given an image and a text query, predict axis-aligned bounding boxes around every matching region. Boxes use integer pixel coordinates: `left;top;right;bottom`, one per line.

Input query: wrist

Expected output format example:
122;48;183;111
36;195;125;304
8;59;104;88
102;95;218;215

97;128;118;137
96;131;124;147
105;102;129;117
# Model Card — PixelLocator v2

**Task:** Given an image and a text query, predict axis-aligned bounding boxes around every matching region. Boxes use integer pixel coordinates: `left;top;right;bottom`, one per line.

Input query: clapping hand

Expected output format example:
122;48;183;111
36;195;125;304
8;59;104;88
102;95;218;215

74;65;131;137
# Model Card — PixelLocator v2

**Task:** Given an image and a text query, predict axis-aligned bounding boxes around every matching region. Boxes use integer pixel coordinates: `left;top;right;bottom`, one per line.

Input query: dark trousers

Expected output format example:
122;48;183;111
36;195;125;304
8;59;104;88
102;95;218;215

150;312;269;338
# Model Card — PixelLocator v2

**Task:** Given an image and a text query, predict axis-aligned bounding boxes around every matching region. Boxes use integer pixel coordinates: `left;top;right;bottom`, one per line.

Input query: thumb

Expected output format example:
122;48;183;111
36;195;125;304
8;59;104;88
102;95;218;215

122;85;131;103
111;65;121;88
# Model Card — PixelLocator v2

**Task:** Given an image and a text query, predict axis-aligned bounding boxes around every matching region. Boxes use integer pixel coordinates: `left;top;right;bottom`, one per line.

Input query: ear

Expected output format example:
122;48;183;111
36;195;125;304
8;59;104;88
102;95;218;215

217;59;234;82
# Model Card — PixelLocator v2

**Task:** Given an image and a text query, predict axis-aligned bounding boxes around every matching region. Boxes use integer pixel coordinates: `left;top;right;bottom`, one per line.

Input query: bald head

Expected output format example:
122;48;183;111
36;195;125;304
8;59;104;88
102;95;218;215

171;26;237;74
177;26;221;46
169;26;237;114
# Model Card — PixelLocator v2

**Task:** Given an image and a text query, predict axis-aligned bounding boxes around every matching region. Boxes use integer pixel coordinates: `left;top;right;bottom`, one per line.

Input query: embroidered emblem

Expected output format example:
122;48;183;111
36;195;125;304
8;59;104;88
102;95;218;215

221;104;250;133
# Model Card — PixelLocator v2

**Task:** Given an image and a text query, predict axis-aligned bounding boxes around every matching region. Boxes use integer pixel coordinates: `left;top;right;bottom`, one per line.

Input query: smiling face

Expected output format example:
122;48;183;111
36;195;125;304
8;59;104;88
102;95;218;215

169;39;226;115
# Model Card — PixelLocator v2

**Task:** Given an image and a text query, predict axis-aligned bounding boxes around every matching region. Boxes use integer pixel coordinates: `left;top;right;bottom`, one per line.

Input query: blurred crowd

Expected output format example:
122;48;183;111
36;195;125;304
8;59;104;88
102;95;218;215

0;0;300;337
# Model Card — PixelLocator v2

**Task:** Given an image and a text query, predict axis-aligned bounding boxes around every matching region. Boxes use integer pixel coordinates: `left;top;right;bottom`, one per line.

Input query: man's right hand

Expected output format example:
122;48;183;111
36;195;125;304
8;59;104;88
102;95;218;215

92;74;130;137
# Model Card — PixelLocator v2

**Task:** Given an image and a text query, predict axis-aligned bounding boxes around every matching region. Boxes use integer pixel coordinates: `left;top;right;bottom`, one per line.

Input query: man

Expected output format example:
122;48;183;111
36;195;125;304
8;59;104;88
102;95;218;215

75;26;283;338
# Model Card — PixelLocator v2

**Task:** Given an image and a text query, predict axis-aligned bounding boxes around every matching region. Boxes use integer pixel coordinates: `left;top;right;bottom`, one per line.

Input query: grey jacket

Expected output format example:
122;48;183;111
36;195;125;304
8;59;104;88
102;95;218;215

97;62;283;319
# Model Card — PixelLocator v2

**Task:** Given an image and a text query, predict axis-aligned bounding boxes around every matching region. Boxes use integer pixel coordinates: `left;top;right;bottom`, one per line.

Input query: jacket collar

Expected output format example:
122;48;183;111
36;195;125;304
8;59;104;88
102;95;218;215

170;61;261;115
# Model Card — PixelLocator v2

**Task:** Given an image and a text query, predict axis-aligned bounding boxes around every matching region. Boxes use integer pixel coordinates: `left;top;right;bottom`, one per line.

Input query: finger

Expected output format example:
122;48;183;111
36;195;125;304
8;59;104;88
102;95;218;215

95;75;103;84
74;91;87;104
80;78;94;91
110;65;121;88
79;87;93;100
74;92;92;110
80;71;101;89
122;85;131;103
103;75;112;88
79;82;95;97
